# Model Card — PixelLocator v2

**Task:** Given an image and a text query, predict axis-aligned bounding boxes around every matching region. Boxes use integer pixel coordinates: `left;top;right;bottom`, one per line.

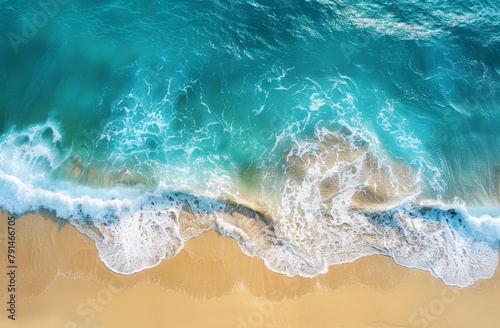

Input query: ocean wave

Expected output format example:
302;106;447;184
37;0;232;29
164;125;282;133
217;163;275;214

1;122;499;287
1;0;499;289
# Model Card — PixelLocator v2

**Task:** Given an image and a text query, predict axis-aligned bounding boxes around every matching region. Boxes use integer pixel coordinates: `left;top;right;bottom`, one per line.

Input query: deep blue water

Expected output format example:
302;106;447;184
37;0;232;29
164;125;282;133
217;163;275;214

1;0;500;286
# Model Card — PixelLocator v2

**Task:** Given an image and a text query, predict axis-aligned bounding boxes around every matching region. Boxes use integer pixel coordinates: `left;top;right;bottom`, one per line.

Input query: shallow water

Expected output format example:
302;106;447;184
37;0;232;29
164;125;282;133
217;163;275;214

1;0;499;286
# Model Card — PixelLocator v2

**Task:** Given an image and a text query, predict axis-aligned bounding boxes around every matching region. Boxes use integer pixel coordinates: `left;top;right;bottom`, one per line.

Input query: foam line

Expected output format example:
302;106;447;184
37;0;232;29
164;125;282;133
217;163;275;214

1;122;499;286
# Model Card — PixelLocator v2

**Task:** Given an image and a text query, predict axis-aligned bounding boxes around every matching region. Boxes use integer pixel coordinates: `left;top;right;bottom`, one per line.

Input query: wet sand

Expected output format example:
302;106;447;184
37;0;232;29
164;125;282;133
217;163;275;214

1;211;499;328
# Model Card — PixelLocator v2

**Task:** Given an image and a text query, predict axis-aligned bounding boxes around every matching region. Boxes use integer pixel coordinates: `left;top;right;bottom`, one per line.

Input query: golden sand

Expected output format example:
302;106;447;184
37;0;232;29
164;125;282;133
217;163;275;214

1;211;499;328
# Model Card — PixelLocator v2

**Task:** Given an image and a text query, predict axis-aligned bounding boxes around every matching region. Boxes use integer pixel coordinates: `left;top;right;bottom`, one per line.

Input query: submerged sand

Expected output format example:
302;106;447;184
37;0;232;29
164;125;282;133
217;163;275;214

1;211;499;328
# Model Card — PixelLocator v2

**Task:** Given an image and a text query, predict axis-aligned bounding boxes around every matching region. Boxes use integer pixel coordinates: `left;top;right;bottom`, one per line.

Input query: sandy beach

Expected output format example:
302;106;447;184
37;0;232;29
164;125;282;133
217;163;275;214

1;211;499;328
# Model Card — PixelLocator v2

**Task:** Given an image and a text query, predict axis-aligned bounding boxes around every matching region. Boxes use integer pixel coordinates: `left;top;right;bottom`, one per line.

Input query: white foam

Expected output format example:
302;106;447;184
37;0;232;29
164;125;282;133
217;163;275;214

1;122;499;287
229;127;500;287
71;210;183;274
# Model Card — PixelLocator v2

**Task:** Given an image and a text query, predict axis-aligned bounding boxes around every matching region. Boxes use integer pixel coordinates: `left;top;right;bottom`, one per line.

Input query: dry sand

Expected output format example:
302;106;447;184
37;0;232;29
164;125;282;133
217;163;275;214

1;211;499;328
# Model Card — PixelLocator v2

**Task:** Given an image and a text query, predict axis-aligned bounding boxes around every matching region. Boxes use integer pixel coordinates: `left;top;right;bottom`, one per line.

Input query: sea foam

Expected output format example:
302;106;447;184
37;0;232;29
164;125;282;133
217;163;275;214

0;122;499;287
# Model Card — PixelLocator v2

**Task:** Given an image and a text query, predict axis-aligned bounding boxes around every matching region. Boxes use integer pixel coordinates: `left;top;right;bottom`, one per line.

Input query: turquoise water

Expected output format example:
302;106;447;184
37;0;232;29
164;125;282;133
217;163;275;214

1;0;500;286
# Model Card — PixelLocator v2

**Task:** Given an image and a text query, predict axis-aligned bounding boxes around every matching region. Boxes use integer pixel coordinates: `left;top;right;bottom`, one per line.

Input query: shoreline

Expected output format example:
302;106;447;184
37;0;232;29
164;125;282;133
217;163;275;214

1;211;500;327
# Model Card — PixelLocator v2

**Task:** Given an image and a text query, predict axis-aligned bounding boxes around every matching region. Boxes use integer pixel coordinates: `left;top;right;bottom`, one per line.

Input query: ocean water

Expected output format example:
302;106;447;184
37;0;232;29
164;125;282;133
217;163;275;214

1;0;499;286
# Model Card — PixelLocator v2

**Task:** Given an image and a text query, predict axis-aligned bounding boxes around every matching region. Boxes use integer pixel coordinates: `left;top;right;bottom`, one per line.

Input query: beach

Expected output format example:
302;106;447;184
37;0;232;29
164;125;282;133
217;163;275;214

1;1;500;327
1;211;499;328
